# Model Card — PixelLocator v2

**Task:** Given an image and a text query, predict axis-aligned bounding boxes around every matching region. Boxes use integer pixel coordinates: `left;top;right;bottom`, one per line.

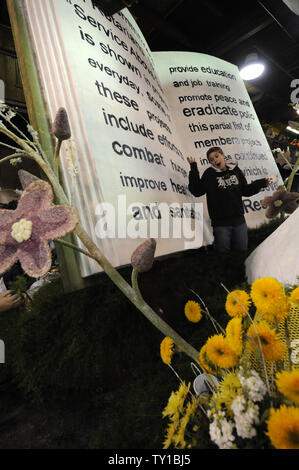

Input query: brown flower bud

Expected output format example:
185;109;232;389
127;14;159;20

52;107;71;140
131;238;156;272
18;170;39;189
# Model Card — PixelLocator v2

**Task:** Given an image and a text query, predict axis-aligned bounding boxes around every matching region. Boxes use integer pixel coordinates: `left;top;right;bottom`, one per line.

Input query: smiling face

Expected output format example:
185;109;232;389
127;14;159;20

208;150;227;171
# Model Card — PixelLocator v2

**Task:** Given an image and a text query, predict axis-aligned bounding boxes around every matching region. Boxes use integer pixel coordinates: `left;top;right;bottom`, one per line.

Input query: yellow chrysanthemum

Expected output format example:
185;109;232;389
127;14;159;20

247;321;286;361
176;381;191;404
226;317;243;356
163;420;178;449
210;371;242;417
162;381;191;420
261;295;290;324
250;277;290;323
173;413;188;449
267;405;299;449
251;277;283;305
225;290;251;318
162;392;181;422
199;344;218;375
160;336;174;365
276;369;299;405
205;334;238;369
173;399;198;449
289;286;299;306
184;300;202;323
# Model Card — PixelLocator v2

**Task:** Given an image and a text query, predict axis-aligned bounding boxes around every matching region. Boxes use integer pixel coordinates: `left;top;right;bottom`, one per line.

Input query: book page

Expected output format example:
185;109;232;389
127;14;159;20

23;0;206;276
153;51;282;228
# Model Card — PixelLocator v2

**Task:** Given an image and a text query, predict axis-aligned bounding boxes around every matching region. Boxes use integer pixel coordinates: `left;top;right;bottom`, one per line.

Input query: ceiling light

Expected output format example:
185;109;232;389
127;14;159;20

239;53;265;80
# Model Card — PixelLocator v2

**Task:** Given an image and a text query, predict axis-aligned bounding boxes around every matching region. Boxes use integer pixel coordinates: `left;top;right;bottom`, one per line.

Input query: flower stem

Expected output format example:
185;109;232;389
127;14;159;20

286;155;299;192
57;208;202;364
0;152;33;164
131;267;143;301
284;318;293;371
55;238;98;263
189;288;225;335
53;139;62;180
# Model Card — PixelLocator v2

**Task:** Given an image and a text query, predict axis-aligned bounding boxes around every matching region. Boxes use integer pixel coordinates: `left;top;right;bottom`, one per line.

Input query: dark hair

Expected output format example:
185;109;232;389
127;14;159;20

206;147;224;159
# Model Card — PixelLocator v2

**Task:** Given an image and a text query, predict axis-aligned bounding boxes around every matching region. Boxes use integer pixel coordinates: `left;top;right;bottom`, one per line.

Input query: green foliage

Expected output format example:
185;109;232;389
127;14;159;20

8;275;29;296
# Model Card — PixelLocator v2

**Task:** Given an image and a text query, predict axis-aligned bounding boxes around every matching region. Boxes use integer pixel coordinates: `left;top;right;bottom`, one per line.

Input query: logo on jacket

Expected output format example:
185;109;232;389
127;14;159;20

216;175;239;188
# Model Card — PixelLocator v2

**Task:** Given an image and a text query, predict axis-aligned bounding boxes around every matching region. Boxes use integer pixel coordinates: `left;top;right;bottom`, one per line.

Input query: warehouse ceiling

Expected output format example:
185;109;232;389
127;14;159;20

1;0;299;126
126;0;299;126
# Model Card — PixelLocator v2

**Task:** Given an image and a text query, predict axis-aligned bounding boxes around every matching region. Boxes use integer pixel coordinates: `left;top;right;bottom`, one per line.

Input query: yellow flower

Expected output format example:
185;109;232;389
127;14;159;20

251;277;282;304
162;391;181;421
250;277;290;323
262;295;290;324
205;334;238;369
289;286;299;306
276;369;299;405
210;371;242;417
162;420;178;449
247;321;286;361
267;405;299;449
162;381;190;420
173;399;197;449
176;381;191;405
173;416;188;449
226;317;243;356
160;337;174;365
199;344;218;375
184;300;202;323
225;290;251;318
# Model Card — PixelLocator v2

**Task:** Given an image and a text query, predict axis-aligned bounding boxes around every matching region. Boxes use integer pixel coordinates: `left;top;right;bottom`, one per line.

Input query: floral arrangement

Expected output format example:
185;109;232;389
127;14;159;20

1;103;299;450
160;278;299;449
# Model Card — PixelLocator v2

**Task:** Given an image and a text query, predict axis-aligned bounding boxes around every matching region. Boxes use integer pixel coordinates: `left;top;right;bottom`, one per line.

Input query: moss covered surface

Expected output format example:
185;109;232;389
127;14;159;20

0;219;281;448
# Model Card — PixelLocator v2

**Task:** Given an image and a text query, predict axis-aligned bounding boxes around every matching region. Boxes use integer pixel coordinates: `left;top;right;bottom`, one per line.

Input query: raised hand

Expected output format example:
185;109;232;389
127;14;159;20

0;290;23;312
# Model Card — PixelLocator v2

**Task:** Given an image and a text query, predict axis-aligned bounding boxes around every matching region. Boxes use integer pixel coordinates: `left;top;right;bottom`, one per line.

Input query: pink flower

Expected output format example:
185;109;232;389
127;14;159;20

261;189;299;218
0;180;78;278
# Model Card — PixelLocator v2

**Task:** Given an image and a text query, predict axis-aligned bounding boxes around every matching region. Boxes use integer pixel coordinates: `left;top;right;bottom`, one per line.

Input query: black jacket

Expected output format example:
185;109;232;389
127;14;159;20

188;162;267;226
